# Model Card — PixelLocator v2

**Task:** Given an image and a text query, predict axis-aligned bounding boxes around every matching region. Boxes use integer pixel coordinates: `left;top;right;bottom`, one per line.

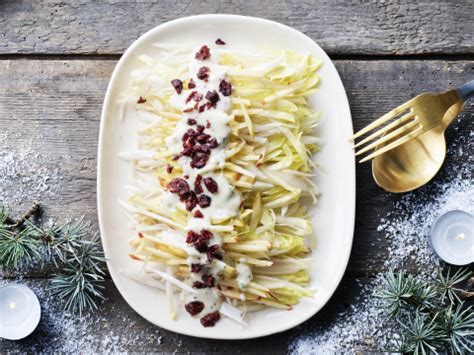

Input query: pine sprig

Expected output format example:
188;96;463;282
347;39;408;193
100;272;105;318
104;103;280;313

0;225;42;269
440;303;474;353
376;268;474;354
399;312;443;355
0;204;106;316
436;267;472;304
50;233;106;315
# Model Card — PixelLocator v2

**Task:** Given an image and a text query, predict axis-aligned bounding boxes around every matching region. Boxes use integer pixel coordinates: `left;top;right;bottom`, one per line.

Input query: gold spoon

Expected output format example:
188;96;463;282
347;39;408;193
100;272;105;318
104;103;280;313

372;81;473;193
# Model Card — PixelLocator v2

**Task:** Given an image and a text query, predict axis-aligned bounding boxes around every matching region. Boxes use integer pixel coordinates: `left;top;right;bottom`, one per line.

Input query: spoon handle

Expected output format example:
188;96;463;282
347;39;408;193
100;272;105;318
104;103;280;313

457;80;474;101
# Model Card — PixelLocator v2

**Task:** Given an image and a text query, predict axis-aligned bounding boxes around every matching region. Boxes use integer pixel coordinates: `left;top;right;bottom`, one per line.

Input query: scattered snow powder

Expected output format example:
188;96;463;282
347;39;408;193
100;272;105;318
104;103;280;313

0;278;162;352
290;128;473;353
0;136;62;206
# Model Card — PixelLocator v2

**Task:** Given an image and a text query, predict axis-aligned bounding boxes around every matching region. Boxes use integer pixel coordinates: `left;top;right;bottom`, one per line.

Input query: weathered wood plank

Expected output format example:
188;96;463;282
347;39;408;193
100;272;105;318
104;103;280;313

0;277;368;353
0;59;472;277
0;0;472;55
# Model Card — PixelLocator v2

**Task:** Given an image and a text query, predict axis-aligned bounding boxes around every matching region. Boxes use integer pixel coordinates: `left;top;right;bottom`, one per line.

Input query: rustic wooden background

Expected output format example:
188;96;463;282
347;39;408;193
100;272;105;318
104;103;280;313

1;1;473;353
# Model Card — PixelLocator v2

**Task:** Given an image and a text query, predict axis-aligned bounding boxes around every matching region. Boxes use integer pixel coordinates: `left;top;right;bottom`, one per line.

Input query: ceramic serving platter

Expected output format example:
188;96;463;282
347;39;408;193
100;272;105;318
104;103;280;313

97;14;355;339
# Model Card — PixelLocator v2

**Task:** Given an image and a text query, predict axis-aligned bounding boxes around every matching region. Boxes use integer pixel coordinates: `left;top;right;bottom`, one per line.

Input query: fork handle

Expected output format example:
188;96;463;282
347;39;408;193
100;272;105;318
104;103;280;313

457;80;474;101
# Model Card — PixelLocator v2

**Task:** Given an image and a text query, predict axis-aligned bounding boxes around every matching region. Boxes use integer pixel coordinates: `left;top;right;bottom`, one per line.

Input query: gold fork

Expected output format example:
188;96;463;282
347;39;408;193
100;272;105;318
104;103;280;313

351;80;474;163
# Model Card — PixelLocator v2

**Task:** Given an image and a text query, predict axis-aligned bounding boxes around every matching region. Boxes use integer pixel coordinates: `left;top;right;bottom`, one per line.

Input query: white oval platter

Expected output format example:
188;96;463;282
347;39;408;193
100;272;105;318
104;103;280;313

97;14;355;339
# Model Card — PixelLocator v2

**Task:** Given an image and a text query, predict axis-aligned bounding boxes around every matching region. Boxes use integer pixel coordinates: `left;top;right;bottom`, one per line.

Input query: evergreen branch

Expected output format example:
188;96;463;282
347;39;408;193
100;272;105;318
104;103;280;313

439;303;474;354
50;232;106;315
436;267;472;304
377;268;474;354
374;270;437;317
400;312;443;355
12;201;40;229
0;203;107;316
0;206;11;225
374;269;416;317
0;224;42;269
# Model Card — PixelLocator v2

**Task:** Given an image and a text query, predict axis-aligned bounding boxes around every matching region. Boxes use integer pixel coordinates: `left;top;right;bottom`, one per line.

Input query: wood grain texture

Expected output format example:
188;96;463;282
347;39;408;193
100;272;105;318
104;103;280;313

0;0;472;55
0;59;472;278
0;277;369;353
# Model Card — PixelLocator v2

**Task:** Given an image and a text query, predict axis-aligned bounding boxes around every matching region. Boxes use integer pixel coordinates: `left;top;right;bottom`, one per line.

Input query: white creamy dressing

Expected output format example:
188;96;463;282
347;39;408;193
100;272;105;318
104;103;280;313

160;44;242;317
183;287;221;315
236;262;253;290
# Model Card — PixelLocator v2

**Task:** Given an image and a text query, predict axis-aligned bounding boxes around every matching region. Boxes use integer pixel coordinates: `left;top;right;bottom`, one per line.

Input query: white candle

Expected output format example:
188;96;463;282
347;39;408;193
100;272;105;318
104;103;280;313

430;210;474;266
0;284;41;340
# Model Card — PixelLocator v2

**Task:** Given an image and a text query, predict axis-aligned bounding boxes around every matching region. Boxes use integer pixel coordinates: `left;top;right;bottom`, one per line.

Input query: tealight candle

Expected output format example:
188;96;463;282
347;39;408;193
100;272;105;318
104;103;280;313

0;284;41;340
430;210;474;266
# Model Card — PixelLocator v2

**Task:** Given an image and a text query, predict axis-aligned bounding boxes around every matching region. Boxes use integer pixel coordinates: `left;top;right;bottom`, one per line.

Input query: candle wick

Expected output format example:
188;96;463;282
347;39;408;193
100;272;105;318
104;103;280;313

456;233;465;240
9;302;16;310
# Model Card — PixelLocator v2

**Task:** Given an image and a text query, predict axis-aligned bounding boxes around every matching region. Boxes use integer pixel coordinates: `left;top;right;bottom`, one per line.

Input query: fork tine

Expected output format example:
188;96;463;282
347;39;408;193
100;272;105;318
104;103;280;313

350;102;412;141
353;112;415;149
355;120;419;156
359;125;423;163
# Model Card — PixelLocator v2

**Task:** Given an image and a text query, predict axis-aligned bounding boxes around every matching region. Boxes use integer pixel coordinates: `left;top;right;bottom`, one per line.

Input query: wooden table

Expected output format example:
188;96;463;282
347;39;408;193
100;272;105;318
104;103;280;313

1;1;472;352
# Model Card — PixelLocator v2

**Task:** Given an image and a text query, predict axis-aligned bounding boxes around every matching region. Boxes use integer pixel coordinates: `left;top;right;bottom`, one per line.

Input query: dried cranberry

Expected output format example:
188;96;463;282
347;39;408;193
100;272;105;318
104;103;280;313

197;67;210;81
194;210;204;218
195;45;211;60
183;106;195;113
194;174;203;194
166;164;173;174
181;147;193;157
186;230;200;244
191;153;209;169
187;118;197;125
198;194;211;208
206;120;211;128
182;134;196;147
193;93;203;102
202;274;215;287
198;104;206;113
207;244;222;262
187;78;196;89
205;90;220;104
185;301;205;316
188;78;196;89
208;138;218;149
186;128;198;138
137;96;146;104
219;79;232;96
201;230;213;240
215;38;226;45
194;239;209;253
185;191;198;211
206;101;216;110
191;264;202;273
193;281;208;289
196;229;211;241
172;154;181;161
196;125;205;133
196;144;211;155
203;177;218;193
181;133;190;143
171;79;183;94
196;134;209;144
167;178;190;196
186;91;197;104
200;312;220;327
181;140;195;156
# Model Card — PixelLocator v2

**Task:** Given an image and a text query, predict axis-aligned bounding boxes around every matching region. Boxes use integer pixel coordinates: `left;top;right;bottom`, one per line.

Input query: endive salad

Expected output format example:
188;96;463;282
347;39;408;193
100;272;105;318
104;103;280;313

119;39;321;327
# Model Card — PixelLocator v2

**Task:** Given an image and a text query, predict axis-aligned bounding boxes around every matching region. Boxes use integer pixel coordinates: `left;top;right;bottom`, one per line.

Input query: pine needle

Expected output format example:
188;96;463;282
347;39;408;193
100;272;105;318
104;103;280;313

376;267;474;354
0;204;107;316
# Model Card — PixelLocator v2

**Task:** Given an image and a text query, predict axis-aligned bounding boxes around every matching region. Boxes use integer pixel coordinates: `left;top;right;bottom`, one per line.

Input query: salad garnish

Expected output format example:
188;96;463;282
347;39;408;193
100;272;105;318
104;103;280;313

119;39;321;327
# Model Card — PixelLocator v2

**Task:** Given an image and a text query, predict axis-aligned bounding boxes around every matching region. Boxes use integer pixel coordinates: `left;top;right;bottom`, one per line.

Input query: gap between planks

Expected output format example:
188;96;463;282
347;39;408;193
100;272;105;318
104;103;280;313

0;53;473;61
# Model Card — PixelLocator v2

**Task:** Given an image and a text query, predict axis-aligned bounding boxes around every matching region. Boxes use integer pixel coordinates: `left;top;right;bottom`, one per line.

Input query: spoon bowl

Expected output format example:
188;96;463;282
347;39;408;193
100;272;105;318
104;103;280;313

372;99;466;193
